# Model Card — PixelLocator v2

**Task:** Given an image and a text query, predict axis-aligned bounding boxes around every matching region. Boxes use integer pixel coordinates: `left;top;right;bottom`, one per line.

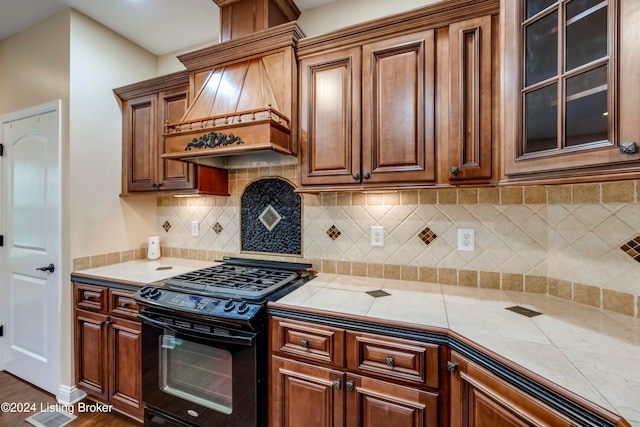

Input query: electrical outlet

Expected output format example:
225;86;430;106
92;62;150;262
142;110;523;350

458;228;474;251
371;226;384;247
191;220;199;237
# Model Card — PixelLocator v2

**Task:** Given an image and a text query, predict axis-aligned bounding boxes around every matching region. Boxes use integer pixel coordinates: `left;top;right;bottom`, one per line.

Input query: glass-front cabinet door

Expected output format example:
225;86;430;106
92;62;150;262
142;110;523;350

503;0;640;179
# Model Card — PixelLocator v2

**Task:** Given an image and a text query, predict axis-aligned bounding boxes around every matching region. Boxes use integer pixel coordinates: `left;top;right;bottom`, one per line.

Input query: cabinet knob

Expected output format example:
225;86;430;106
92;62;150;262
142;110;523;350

346;380;354;392
352;173;360;180
450;166;460;176
152;183;162;189
362;172;370;180
447;361;459;373
300;339;309;348
385;356;395;367
333;379;341;390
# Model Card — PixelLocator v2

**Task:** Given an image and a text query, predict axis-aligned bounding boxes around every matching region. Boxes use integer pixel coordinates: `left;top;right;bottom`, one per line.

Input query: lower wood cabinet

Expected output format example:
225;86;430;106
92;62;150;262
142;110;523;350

269;316;441;426
270;356;438;427
74;282;142;421
448;350;574;427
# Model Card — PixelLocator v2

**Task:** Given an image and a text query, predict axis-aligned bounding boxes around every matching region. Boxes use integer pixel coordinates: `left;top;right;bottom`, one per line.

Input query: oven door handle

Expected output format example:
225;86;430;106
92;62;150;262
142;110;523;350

138;313;256;346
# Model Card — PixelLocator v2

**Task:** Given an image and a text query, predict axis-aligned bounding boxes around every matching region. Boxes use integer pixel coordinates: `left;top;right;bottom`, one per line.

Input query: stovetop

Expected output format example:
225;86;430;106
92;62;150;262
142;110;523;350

165;263;298;299
133;258;313;326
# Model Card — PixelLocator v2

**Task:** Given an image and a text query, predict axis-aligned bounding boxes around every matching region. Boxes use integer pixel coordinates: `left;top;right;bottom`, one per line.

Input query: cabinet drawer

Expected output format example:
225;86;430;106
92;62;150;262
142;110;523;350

109;289;139;319
346;332;439;388
270;317;345;367
75;283;107;313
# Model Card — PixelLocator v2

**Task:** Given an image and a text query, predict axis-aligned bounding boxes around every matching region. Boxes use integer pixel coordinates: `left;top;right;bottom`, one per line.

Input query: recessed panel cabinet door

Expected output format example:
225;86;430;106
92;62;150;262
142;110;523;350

158;87;196;191
449;351;573;427
447;15;495;182
300;47;361;186
108;317;143;418
123;94;157;192
345;375;438;427
362;31;436;184
270;356;345;427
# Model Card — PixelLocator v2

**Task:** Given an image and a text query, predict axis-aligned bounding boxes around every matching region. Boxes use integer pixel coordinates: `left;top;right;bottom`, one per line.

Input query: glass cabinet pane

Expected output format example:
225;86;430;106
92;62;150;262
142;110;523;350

566;1;608;70
526;0;557;18
525;83;558;153
525;11;558;86
565;65;608;146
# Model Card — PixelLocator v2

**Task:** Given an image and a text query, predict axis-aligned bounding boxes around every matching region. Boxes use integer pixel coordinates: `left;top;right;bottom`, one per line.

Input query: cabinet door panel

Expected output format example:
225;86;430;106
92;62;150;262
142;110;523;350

158;87;196;190
108;317;142;418
346;375;438;427
448;15;494;181
124;95;157;192
75;309;109;400
300;47;361;186
449;351;573;427
271;356;345;427
362;31;436;184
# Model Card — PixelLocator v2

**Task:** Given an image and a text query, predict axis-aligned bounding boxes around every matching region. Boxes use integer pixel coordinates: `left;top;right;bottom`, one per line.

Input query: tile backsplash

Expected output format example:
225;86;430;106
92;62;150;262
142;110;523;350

75;166;640;318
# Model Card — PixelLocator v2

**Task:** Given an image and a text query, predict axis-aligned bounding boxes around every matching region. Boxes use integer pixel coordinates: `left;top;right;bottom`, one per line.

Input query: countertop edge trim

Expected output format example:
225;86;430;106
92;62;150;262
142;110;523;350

71;273;143;291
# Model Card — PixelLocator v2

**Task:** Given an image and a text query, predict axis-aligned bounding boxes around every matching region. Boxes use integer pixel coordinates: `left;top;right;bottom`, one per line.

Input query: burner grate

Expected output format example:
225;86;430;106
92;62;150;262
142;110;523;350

166;264;298;298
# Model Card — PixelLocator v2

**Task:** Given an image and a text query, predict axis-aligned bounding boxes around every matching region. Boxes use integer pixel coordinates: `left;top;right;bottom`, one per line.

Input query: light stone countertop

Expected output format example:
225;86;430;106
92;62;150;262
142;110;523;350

71;257;215;285
275;273;640;426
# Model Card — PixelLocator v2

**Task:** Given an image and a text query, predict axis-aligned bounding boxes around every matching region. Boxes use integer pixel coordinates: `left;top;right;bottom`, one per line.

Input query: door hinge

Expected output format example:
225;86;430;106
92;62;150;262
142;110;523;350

0;325;3;337
0;143;3;156
0;235;3;246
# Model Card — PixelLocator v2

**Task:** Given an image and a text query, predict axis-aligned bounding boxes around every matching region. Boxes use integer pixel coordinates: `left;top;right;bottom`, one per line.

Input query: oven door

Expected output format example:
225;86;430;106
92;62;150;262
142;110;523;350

139;311;263;427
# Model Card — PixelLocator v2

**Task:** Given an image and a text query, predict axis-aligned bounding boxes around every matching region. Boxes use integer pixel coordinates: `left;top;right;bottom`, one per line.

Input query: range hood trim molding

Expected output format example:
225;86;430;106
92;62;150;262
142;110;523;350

178;21;304;72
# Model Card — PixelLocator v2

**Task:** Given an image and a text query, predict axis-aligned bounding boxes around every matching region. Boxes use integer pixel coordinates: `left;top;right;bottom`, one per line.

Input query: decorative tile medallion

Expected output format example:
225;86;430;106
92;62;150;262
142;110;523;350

162;220;171;232
326;225;342;240
367;290;391;298
213;222;223;234
418;227;438;245
505;305;542;318
620;236;640;263
259;204;282;231
241;178;302;255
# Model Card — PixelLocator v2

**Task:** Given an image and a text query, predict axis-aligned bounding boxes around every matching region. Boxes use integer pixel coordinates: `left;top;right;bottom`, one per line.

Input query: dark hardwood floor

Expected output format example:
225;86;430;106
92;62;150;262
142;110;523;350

0;372;141;426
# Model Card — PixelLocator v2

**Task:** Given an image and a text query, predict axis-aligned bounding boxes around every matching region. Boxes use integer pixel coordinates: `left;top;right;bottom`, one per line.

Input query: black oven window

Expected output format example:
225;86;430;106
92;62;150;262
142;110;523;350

160;335;233;414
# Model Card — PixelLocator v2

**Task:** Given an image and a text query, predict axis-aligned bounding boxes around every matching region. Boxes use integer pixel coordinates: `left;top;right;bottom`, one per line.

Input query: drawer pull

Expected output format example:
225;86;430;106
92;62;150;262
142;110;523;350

332;379;341;390
85;293;101;302
300;339;309;348
447;361;459;373
385;356;395;367
346;380;354;392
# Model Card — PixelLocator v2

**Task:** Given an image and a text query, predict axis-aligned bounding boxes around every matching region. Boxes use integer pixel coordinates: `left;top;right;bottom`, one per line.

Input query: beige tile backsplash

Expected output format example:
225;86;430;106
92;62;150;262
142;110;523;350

74;167;640;318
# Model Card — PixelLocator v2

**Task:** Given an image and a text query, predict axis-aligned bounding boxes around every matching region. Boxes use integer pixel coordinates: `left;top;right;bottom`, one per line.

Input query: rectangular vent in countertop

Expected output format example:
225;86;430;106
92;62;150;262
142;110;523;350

505;305;542;318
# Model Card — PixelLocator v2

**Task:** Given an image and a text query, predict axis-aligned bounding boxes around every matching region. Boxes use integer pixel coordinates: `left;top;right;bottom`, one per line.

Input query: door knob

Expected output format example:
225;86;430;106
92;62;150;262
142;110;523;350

36;263;55;273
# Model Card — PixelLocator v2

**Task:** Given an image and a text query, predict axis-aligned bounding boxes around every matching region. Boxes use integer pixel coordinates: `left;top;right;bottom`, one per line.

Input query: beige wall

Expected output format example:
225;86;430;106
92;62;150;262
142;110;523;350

69;10;158;260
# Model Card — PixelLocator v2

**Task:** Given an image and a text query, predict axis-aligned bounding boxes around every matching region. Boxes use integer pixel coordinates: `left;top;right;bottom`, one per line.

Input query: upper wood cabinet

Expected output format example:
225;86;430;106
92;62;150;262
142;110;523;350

440;14;499;184
298;0;500;192
502;0;640;181
115;72;229;196
299;31;435;190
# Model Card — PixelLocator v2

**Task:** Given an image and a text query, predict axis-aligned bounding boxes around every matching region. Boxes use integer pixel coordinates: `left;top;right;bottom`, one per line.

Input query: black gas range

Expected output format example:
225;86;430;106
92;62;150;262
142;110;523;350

133;257;313;427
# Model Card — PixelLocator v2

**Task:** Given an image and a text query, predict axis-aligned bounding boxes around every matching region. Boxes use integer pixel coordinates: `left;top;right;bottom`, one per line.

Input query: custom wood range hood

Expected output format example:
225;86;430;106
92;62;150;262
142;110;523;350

161;0;304;169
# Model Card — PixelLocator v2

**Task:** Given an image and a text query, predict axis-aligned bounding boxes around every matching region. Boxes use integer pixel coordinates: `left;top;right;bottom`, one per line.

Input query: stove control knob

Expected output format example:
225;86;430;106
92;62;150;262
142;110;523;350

237;302;249;315
223;300;235;312
139;287;151;297
148;288;162;299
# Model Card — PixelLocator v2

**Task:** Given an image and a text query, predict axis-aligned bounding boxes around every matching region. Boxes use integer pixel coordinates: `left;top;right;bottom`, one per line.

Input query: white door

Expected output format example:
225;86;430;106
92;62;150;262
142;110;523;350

0;100;61;395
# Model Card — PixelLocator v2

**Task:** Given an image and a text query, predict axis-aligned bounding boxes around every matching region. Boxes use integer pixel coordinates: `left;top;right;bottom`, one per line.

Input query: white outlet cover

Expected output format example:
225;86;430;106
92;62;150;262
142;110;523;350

371;225;384;247
458;228;474;251
191;220;199;237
